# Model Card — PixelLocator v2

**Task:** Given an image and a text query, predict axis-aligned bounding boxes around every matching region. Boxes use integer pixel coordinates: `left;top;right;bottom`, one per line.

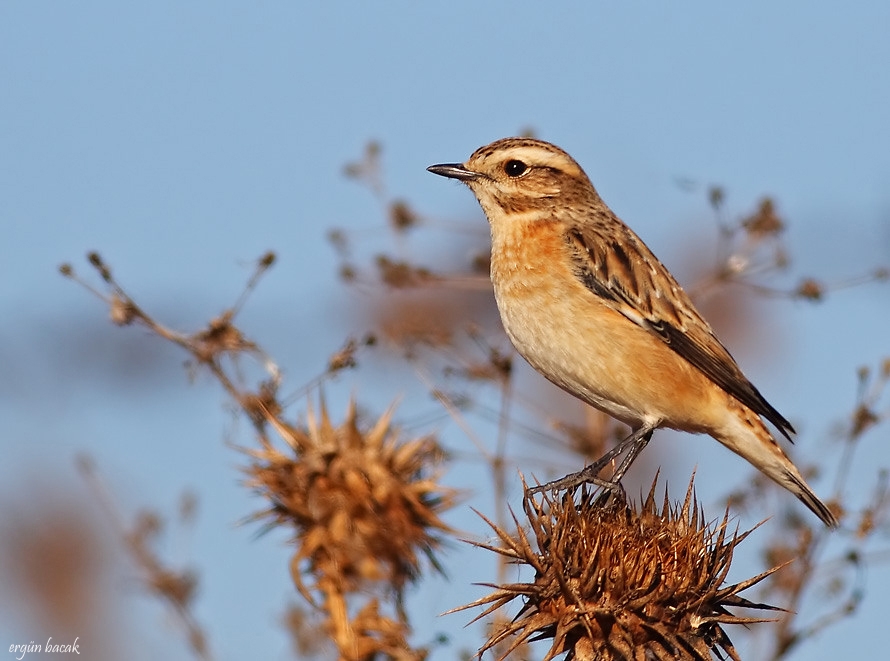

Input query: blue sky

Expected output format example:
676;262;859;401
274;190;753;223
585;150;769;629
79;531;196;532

2;3;889;660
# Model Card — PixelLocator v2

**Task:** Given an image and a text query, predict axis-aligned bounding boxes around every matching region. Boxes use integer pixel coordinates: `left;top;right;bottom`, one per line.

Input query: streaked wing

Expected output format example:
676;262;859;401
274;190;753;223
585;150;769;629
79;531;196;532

565;222;794;439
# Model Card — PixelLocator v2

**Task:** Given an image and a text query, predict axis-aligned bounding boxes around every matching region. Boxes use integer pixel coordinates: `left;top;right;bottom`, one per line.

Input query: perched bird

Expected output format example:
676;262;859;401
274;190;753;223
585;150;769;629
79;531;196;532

428;137;837;528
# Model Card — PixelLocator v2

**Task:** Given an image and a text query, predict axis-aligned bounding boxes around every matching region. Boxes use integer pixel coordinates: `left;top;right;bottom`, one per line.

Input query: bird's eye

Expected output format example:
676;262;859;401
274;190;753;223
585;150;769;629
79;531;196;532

504;159;528;177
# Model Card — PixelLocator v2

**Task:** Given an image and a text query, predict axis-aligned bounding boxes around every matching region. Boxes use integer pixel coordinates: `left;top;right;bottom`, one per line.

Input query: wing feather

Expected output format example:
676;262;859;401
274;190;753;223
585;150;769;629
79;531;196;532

565;223;794;439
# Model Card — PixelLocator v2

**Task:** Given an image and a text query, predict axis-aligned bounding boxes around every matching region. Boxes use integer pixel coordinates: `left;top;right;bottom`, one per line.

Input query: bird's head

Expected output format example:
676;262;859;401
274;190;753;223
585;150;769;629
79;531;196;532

427;137;599;220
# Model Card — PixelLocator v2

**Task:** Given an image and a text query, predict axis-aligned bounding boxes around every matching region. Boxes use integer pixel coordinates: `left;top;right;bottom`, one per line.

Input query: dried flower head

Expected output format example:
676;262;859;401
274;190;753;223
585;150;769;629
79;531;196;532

458;478;783;661
246;398;456;603
389;200;420;232
742;198;784;238
376;255;435;288
795;278;824;302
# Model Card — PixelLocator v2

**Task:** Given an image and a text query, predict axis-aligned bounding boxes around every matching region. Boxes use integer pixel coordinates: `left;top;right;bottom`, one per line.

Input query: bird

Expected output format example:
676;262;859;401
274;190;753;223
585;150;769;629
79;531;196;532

427;137;837;528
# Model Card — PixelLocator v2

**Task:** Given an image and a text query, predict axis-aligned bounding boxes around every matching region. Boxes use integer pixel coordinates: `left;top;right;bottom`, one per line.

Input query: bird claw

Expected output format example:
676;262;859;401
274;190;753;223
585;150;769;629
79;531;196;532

525;465;622;496
525;427;655;501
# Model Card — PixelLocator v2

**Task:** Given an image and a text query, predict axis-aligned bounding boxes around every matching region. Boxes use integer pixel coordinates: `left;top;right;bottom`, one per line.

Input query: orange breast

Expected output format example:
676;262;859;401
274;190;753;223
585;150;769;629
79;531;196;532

488;219;727;434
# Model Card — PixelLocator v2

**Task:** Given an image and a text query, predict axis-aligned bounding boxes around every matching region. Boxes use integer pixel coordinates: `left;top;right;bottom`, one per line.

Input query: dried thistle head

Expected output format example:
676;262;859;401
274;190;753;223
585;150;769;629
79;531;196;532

742;198;784;238
245;398;456;603
458;478;783;661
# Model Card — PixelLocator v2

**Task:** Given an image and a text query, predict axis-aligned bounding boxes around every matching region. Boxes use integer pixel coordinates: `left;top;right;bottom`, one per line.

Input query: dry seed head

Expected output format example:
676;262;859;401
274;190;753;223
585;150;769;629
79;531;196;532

109;293;139;326
742;198;784;238
795;278;824;301
376;255;435;288
245;398;456;602
239;380;283;430
191;312;255;362
458;478;782;661
389;199;420;232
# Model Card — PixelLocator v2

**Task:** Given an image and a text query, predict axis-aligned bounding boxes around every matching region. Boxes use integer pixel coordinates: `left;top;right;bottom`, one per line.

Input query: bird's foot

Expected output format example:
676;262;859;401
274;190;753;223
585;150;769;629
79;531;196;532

525;460;624;496
525;426;655;498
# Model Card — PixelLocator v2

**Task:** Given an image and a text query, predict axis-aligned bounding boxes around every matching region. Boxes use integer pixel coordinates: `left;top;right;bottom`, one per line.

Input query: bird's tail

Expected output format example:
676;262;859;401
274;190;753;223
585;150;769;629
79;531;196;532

780;465;838;528
718;410;838;528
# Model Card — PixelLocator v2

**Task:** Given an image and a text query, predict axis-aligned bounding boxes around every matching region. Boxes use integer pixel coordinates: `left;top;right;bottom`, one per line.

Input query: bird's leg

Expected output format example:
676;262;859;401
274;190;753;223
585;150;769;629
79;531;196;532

608;427;654;483
526;424;656;495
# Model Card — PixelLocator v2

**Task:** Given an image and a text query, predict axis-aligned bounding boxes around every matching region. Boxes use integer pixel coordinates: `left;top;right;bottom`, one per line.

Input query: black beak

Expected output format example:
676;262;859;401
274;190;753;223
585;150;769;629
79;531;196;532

427;163;479;181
